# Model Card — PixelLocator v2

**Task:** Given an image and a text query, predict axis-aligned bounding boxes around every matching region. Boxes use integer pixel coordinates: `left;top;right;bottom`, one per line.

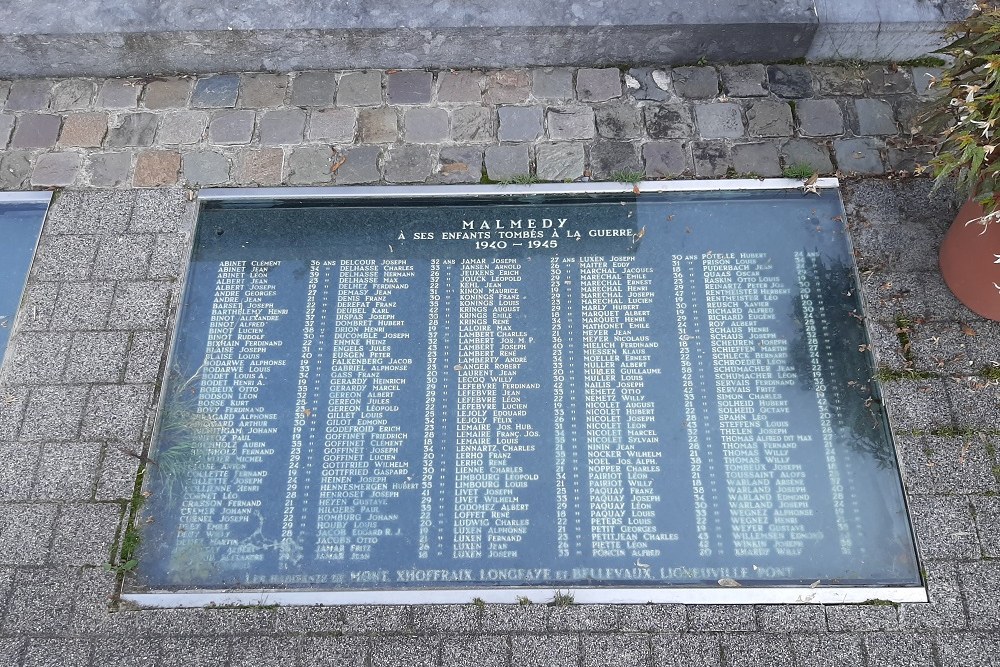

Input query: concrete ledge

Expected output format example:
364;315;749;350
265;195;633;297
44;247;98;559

0;0;971;77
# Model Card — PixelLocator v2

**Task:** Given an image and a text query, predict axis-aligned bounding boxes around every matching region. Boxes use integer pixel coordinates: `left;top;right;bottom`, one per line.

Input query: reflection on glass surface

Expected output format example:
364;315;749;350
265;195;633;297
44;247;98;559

0;202;46;364
133;189;922;594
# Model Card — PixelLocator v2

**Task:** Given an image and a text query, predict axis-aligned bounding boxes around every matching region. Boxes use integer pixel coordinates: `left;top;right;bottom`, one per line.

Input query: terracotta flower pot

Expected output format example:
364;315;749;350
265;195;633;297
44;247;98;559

938;198;1000;321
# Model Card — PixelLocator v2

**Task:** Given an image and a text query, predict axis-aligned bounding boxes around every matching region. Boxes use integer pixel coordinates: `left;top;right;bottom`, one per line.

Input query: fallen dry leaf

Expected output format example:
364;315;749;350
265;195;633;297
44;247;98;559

330;155;347;175
718;578;741;587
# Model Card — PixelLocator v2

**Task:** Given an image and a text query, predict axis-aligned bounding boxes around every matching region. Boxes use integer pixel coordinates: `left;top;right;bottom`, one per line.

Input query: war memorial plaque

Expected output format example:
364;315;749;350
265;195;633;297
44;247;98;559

129;182;924;605
0;194;50;365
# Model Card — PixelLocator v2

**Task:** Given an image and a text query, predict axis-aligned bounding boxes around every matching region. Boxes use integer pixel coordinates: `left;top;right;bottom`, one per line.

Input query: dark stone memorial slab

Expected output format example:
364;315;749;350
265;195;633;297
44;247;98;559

0;195;49;365
129;183;923;604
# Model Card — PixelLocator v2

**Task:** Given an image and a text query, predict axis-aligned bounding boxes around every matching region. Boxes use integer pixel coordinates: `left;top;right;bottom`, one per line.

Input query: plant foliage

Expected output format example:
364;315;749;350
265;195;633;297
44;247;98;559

923;3;1000;225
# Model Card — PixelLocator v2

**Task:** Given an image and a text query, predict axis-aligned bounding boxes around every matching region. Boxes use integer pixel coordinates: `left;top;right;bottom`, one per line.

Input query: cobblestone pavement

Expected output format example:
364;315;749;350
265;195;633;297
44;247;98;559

1;65;999;667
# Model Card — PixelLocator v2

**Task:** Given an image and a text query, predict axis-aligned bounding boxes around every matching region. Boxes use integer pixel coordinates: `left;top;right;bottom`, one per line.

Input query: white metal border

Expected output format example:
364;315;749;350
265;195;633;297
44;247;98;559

198;178;841;201
0;191;54;204
123;586;926;608
128;177;928;607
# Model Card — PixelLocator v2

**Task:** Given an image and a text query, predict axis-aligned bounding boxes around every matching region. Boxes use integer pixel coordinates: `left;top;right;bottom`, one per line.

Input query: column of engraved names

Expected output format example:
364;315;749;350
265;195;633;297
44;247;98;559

280;259;322;569
795;252;856;555
550;256;570;557
579;256;674;559
315;259;415;562
453;258;538;560
671;254;718;557
418;258;456;559
178;260;288;567
704;253;817;558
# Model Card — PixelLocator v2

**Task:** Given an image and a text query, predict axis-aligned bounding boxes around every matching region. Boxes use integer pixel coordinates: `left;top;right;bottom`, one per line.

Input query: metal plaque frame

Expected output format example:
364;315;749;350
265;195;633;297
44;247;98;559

122;178;926;607
0;190;52;370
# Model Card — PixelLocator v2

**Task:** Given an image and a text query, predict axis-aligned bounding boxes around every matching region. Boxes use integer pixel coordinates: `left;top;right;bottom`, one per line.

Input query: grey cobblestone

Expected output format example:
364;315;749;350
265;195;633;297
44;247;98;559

143;77;194;109
238;73;287;108
745;100;792;137
0;113;13;147
50;79;95;110
434;146;483;183
588;140;640;179
97;79;141;108
643;140;690;177
307;107;356;143
732;142;781;177
576;68;622;102
31;152;82;186
694;102;743;139
11;113;61;148
626;68;673;102
358;107;398;143
109;281;171;330
484;144;529;180
181;151;231;185
644;104;694;139
855;99;898;136
672;66;719;99
384;144;433;183
595;102;643;139
258;109;306;144
191;74;240;108
157;110;208;145
536;142;585;181
107;112;158;148
532;68;574;100
337;71;383;106
766;65;813;98
290;71;338;107
0;150;31;187
973;495;1000;557
333;145;382;185
207;110;256;145
486;70;530;104
812;66;867;96
451;105;493;142
546;106;595;140
438;70;483;103
5;80;52;110
779;138;833;173
722;64;768;97
88;151;132;186
834;137;885;175
404;107;449;143
387;70;433;105
498;105;543;142
794;99;844;137
692;140;731;177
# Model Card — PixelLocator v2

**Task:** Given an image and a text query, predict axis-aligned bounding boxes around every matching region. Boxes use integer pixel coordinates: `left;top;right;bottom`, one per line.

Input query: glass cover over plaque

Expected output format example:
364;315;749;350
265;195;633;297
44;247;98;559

130;185;922;602
0;198;48;365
